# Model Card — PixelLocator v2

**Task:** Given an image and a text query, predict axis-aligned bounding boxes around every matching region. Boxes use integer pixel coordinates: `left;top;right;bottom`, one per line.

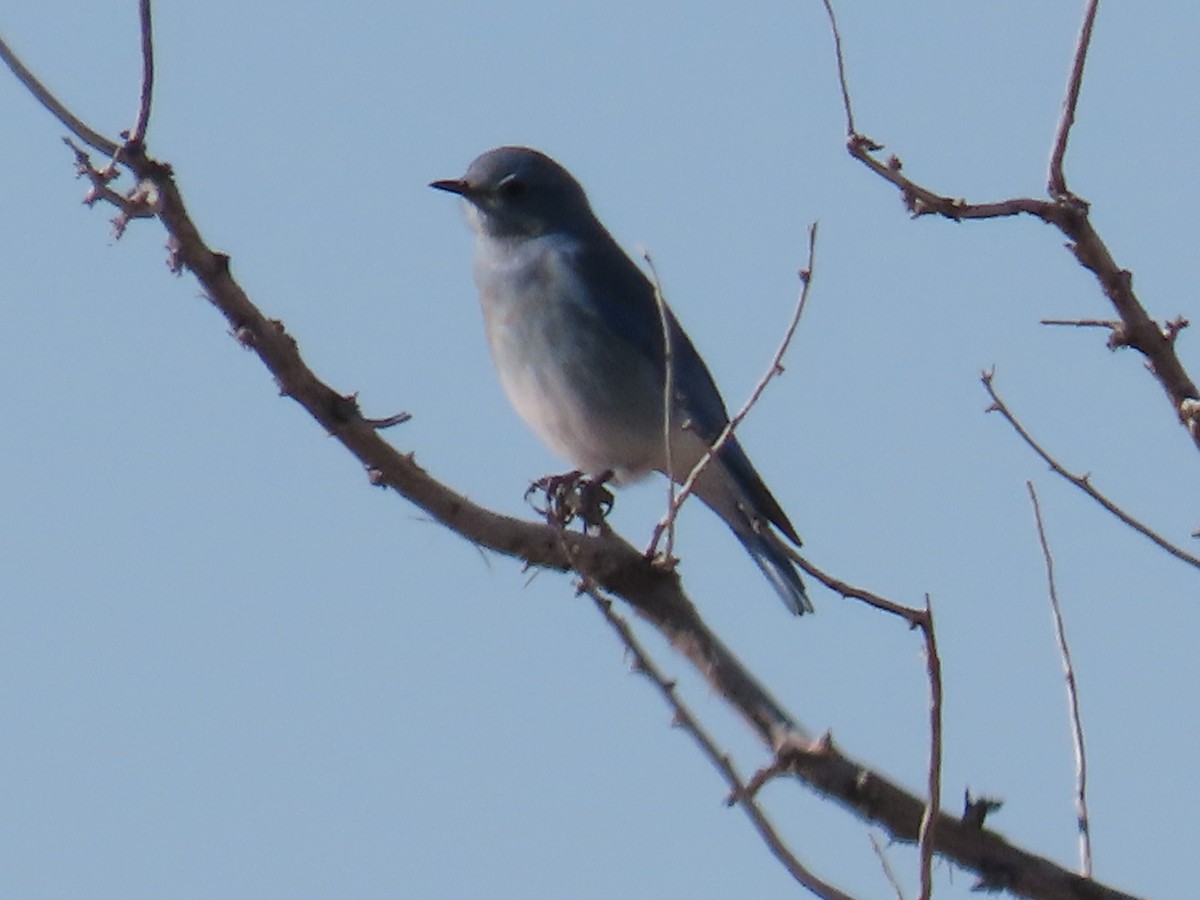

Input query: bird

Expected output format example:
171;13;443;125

431;146;811;614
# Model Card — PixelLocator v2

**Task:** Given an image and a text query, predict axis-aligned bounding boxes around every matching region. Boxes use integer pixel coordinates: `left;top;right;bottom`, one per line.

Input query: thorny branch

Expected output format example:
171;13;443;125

586;587;852;900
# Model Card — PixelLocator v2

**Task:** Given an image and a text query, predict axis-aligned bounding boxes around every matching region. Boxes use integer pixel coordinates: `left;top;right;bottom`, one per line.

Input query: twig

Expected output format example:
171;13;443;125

0;36;119;156
648;223;817;550
1027;482;1093;877
983;370;1200;571
791;551;925;625
1048;0;1100;197
64;139;126;208
869;833;906;900
1164;316;1190;344
64;139;159;236
791;548;942;898
129;0;155;144
792;533;946;893
643;251;677;564
847;140;1052;222
1040;318;1118;329
1041;317;1131;351
818;0;856;136
586;588;853;900
361;410;412;429
916;594;943;900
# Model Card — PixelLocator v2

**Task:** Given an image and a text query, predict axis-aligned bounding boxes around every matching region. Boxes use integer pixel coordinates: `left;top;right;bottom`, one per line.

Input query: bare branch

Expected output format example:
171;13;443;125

1048;0;1101;197
834;3;1200;454
587;589;853;900
1027;482;1093;877
983;370;1200;571
0;36;119;156
772;727;1135;899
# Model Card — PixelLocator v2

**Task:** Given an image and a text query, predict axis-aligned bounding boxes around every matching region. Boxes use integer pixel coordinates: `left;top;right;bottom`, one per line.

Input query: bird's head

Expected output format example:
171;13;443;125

431;146;597;239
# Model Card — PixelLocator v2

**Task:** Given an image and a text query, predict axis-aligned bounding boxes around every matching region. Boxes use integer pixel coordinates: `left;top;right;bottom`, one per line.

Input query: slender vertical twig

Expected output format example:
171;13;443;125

916;594;943;900
1027;482;1093;877
644;251;677;563
129;0;155;144
648;223;817;552
1048;0;1100;197
818;0;856;136
869;833;906;900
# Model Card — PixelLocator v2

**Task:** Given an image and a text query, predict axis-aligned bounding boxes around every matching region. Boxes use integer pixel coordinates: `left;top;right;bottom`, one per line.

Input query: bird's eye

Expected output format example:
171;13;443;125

497;175;527;198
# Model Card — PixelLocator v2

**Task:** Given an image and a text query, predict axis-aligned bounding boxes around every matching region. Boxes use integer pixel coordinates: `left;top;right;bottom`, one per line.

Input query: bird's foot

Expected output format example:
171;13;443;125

526;469;615;533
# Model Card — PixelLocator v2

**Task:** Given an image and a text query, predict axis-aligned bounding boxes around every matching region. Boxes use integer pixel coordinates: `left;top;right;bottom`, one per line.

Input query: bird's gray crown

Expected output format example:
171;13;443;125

431;146;599;239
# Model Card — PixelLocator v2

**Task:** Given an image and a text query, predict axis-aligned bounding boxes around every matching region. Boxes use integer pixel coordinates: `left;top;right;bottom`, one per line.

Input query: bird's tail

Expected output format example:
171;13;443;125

685;442;812;616
733;525;813;616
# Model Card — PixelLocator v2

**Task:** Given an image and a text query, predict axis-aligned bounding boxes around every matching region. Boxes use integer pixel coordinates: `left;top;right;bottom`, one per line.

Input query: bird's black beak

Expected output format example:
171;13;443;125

429;178;472;196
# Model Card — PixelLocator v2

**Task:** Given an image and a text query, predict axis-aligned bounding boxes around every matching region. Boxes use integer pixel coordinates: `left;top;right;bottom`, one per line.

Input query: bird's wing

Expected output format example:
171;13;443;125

572;229;801;546
571;231;731;424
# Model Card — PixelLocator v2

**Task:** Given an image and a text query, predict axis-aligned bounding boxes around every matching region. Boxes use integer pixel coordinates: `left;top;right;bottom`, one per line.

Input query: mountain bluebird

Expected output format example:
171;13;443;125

431;147;811;614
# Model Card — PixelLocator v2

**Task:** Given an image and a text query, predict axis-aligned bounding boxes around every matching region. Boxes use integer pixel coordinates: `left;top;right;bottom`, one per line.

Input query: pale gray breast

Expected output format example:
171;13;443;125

472;233;667;476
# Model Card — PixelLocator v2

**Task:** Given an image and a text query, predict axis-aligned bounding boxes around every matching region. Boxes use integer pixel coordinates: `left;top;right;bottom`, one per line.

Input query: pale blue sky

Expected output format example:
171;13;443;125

3;3;1197;897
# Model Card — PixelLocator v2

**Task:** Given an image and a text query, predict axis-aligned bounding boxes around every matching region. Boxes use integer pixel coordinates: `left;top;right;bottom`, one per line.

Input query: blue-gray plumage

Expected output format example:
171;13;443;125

431;146;811;614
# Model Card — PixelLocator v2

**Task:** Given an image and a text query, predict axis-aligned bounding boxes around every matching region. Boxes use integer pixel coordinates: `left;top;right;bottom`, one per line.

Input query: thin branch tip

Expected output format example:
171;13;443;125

649;224;817;556
986;375;1200;570
1048;0;1101;197
130;0;155;145
363;411;414;430
1027;482;1092;875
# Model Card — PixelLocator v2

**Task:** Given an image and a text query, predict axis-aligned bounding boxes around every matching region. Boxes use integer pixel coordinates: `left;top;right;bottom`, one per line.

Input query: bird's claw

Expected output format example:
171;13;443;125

526;470;615;533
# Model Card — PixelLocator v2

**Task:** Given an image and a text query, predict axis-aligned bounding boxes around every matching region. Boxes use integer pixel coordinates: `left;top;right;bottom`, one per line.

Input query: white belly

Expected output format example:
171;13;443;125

475;235;668;479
